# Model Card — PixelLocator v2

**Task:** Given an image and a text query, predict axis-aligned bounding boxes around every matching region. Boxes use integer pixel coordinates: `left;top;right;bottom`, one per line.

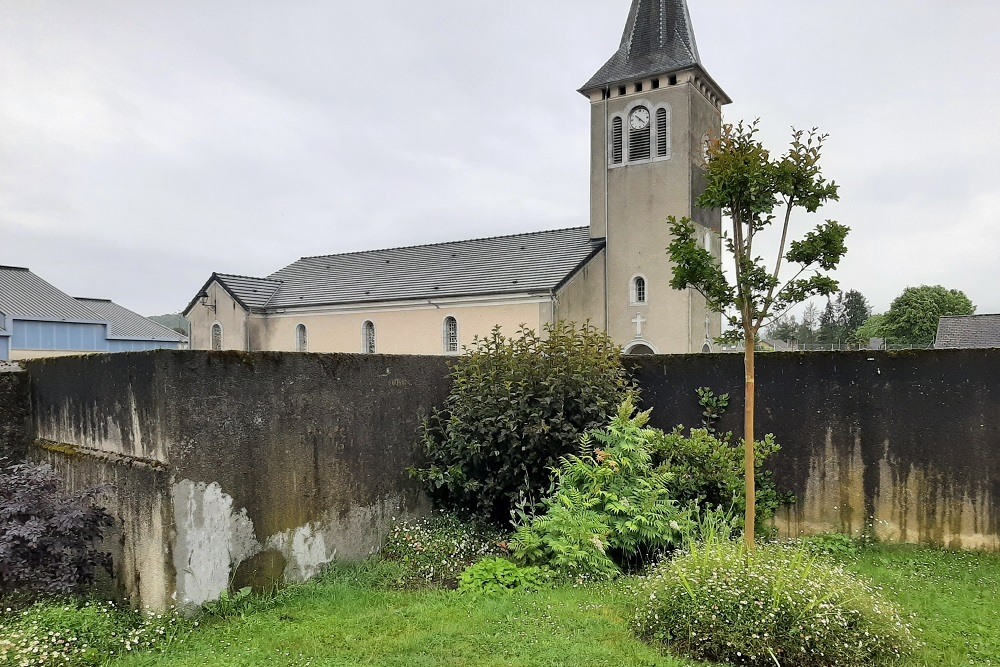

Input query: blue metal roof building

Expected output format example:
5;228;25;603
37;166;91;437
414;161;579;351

0;266;187;360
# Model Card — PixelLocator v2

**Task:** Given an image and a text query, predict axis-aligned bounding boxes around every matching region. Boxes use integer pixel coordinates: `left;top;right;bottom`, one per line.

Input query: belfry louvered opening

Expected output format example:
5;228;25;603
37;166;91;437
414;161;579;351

656;107;670;157
611;117;624;164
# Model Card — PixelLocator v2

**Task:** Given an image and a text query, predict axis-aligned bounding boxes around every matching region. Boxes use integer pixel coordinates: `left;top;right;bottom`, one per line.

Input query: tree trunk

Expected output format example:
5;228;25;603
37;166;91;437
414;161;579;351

744;327;756;551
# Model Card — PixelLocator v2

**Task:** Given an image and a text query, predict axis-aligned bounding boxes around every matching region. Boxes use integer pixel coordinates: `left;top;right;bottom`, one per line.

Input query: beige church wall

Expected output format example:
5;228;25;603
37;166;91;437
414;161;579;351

254;298;552;355
555;251;607;332
187;281;248;351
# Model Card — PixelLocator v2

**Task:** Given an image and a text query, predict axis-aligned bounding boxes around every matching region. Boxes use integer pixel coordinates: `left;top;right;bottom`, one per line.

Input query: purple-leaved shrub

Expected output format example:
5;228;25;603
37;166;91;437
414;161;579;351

0;461;115;600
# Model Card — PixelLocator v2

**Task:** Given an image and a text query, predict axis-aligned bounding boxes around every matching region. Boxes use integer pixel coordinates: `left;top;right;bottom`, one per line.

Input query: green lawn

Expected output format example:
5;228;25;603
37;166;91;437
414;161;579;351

117;562;693;667
111;545;999;667
847;545;1000;666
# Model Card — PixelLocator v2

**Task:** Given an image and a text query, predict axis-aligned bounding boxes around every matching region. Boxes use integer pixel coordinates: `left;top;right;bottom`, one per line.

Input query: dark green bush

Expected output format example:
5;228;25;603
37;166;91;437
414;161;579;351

413;322;631;523
380;512;505;588
651;427;785;533
633;538;914;666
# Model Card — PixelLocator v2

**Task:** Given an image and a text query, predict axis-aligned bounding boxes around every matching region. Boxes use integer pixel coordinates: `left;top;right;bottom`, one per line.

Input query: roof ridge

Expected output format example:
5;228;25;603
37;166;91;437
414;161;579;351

940;313;999;319
216;272;283;283
297;226;590;262
74;297;113;302
0;265;30;272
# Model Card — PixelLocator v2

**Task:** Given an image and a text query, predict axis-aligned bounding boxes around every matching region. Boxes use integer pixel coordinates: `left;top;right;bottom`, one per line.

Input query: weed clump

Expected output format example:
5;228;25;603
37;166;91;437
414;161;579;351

380;512;505;588
0;599;187;666
633;538;915;666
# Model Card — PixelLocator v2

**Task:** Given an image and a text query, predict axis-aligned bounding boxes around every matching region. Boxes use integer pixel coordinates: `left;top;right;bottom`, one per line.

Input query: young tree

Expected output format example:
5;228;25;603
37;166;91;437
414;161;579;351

667;121;847;548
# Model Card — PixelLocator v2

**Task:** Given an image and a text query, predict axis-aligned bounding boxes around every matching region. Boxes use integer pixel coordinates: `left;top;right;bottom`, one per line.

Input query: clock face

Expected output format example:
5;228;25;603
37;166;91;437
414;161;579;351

629;107;650;130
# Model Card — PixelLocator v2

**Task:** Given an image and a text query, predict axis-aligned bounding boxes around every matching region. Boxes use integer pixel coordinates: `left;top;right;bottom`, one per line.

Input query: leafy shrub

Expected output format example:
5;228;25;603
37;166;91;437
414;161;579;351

633;539;914;666
511;399;692;579
0;599;187;666
413;322;632;523
651;427;785;533
0;462;115;600
380;512;505;588
458;557;547;595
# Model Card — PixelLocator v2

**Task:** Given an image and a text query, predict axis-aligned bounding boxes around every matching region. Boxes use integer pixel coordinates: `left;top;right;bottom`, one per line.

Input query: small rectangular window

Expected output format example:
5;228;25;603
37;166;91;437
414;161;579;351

635;82;643;92
618;85;627;96
668;75;677;86
651;78;660;89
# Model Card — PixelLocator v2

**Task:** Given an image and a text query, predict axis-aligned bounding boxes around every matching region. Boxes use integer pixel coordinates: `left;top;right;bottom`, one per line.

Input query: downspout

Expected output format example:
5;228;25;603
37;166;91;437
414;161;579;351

603;89;610;334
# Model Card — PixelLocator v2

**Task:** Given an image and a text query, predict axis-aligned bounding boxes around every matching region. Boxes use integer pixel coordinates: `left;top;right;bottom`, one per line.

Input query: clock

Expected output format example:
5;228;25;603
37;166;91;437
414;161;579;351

629;107;650;130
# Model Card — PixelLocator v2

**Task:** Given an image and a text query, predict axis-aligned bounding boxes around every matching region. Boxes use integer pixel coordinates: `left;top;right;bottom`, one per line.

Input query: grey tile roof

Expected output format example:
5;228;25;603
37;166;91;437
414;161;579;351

215;274;283;309
0;266;104;323
75;298;187;342
934;314;1000;349
582;0;701;92
252;227;601;310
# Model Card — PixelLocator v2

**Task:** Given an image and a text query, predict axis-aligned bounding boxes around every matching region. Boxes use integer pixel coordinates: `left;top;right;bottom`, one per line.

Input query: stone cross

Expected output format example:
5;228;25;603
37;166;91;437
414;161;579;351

632;313;647;338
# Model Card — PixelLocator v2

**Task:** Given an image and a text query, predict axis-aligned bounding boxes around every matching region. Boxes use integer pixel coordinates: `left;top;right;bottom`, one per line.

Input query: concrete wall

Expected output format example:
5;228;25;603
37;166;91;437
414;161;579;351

629;350;1000;550
17;348;1000;610
25;350;449;610
0;368;30;461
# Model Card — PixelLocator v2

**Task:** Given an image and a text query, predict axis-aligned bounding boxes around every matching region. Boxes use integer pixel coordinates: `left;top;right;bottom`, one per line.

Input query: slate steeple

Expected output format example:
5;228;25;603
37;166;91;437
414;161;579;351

580;0;726;100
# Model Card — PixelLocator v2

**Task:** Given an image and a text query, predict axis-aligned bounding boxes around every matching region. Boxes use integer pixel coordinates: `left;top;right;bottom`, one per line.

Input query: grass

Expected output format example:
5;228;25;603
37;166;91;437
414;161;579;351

113;561;695;667
48;544;1000;667
846;544;1000;666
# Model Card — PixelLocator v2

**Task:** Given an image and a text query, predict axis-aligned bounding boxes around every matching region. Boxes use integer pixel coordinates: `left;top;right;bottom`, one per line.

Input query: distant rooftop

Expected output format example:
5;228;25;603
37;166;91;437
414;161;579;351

935;314;1000;349
0;266;104;323
76;298;187;342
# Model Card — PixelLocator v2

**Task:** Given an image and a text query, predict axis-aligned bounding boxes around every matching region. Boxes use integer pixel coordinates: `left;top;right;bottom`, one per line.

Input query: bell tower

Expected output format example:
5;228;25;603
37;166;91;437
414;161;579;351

580;0;730;354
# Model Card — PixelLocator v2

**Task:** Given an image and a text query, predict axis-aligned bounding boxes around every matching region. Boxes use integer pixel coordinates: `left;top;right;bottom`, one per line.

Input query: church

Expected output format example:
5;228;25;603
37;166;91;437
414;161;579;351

184;0;729;356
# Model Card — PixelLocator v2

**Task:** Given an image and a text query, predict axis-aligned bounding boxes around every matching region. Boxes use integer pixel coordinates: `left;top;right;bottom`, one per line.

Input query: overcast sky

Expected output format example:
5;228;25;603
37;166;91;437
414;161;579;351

2;1;999;317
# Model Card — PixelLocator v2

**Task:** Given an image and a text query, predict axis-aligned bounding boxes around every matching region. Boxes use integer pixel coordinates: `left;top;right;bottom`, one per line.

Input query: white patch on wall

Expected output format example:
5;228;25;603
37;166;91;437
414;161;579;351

171;480;261;608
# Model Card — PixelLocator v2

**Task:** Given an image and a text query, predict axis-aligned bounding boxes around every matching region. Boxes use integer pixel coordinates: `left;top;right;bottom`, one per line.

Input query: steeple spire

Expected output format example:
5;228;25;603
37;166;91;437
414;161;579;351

580;0;709;93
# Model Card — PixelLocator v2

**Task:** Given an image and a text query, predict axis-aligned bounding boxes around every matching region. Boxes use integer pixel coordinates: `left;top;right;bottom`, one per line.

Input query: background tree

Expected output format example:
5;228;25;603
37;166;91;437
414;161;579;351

881;285;975;346
796;302;820;346
766;314;798;343
855;313;887;344
667;121;846;548
840;289;872;342
817;294;844;345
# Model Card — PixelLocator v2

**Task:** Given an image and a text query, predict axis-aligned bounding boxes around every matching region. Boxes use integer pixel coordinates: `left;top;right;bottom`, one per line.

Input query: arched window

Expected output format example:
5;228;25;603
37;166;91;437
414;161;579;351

211;323;222;351
443;316;458;353
611;116;623;165
296;324;308;352
628;106;651;161
656;106;671;158
362;321;376;354
631;276;647;305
